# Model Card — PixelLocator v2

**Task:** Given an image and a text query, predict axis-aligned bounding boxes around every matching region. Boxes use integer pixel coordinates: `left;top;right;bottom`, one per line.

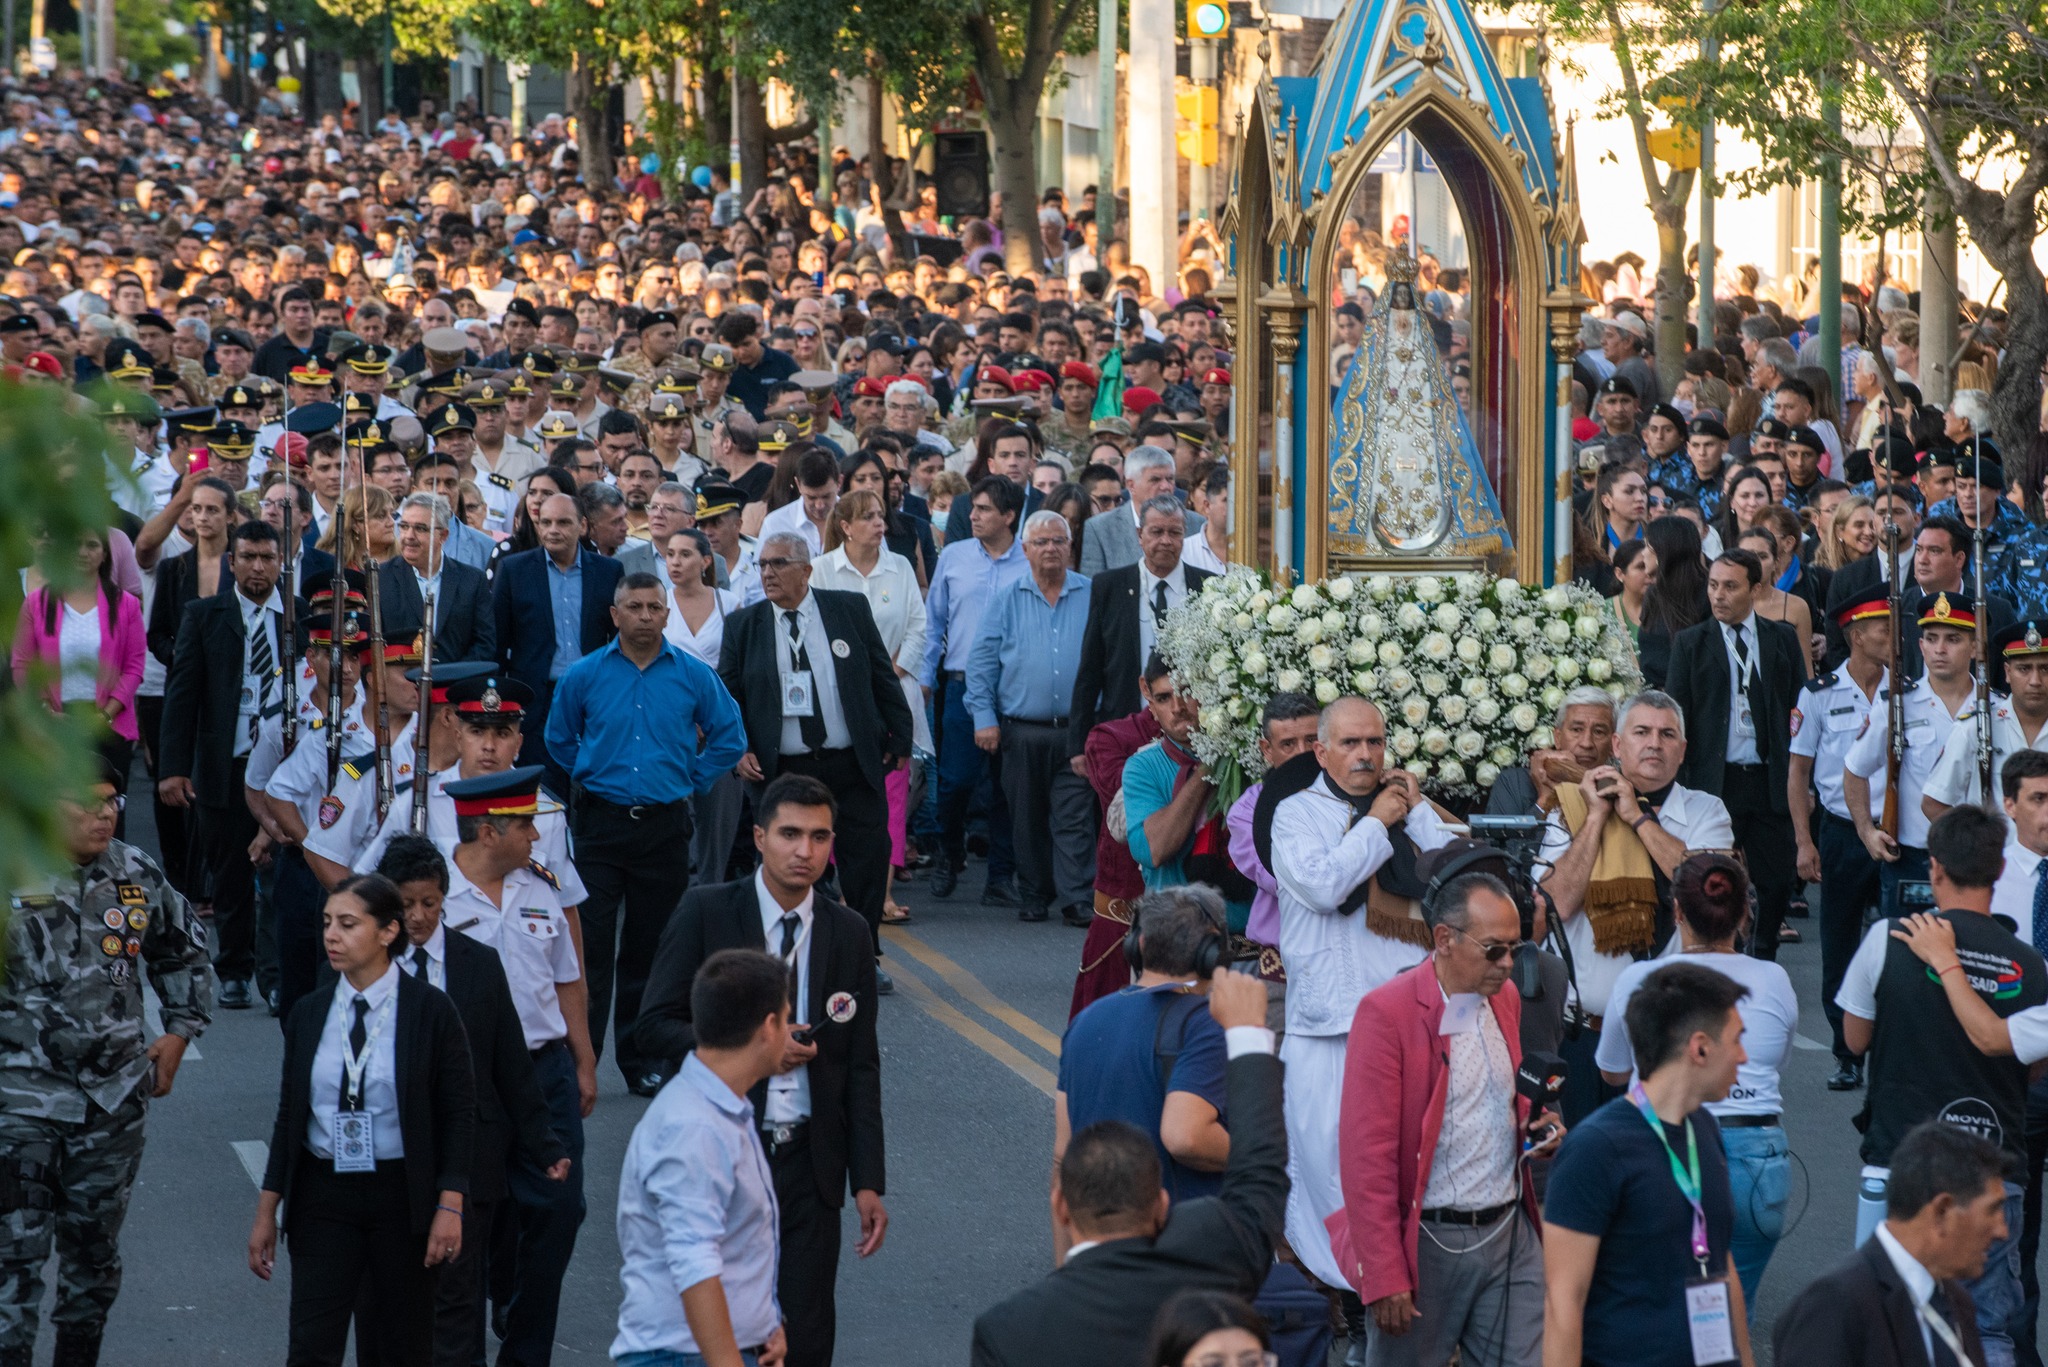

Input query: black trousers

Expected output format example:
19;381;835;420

1723;765;1796;960
197;757;259;981
775;747;887;950
273;847;327;1030
996;720;1098;915
2015;1074;2048;1367
285;1159;435;1367
354;1196;497;1367
766;1129;842;1367
1817;810;1883;1064
135;694;198;899
570;793;693;1080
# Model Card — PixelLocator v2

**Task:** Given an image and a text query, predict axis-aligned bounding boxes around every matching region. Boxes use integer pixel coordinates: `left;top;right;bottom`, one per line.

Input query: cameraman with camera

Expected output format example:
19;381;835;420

1328;860;1562;1367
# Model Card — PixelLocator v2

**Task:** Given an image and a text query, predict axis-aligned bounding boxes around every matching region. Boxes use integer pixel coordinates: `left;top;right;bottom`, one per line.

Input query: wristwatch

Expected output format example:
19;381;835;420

1629;810;1659;832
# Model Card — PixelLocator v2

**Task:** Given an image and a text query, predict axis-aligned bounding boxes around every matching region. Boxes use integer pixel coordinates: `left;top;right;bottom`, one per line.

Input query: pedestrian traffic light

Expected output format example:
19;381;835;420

1176;86;1220;166
1188;0;1230;38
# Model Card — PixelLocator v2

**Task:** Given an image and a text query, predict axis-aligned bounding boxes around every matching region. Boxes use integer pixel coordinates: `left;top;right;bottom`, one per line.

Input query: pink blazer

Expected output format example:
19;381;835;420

11;585;145;741
1326;960;1538;1304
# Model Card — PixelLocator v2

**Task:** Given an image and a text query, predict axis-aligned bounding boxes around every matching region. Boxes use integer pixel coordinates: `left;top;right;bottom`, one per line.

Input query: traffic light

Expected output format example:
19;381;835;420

1188;0;1229;37
1176;86;1220;166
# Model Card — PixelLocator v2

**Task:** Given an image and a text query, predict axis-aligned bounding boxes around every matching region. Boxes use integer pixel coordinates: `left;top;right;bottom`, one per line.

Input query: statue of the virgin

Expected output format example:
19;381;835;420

1326;251;1512;560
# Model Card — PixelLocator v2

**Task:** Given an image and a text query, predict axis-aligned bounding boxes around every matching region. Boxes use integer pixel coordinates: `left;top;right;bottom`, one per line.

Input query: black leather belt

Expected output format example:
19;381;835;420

942;670;967;683
1420;1201;1516;1226
760;1119;809;1154
1718;1114;1781;1129
1726;762;1768;774
1004;716;1071;729
577;791;688;820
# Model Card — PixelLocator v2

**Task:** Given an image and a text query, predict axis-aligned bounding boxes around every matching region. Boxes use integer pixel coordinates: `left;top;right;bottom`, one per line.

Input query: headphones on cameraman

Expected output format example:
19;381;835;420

1419;839;1514;931
1123;893;1228;978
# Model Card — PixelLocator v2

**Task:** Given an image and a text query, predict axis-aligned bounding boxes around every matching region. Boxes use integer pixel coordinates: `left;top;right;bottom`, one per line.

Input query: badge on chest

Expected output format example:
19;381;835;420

517;908;559;940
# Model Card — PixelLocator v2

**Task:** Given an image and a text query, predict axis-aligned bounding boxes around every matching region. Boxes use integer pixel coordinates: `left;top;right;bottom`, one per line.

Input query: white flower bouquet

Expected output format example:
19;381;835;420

1157;568;1644;802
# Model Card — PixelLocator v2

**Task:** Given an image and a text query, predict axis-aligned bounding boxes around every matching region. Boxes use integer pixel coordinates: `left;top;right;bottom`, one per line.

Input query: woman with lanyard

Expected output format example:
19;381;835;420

661;526;748;885
1594;854;1799;1318
249;874;477;1366
812;488;931;923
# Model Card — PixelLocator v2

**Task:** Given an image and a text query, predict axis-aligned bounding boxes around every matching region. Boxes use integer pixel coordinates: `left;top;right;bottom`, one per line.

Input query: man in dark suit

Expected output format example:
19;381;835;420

633;774;887;1367
378;492;496;663
1774;1120;2002;1367
1068;494;1217;757
369;834;570;1367
1665;548;1805;956
159;520;289;1010
1827;512;2015;672
718;531;916;965
490;491;622;794
971;967;1283;1367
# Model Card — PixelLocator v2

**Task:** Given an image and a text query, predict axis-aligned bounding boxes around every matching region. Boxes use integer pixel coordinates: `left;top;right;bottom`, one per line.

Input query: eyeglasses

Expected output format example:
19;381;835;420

79;794;126;817
1188;1353;1277;1367
1451;926;1523;962
572;460;602;473
1091;494;1123;511
757;557;804;571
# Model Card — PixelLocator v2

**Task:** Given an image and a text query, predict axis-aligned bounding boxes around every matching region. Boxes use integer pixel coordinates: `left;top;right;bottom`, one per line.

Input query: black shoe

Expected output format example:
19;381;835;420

876;968;894;995
1019;904;1050;922
1062;904;1094;928
966;832;990;858
1827;1063;1864;1091
981;880;1018;907
219;979;252;1010
627;1071;667;1098
266;988;280;1017
931;861;959;898
51;1330;101;1367
1778;924;1802;944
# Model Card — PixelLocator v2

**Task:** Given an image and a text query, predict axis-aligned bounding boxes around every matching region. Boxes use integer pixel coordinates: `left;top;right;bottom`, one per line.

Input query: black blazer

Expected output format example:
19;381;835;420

969;1051;1287;1367
632;877;885;1208
1665;613;1805;810
1771;1235;1986;1367
717;589;916;797
490;547;623;720
1822;553;2016;673
1067;562;1216;755
375;556;497;665
261;969;477;1236
160;590;290;808
146;547;230;667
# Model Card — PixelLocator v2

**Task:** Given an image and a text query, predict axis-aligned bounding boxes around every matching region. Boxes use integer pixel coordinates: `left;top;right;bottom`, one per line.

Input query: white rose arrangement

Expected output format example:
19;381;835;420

1156;568;1643;800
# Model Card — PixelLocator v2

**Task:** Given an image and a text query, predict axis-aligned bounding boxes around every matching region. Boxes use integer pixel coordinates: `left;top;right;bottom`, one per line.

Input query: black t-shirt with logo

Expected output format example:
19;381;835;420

1859;909;2048;1180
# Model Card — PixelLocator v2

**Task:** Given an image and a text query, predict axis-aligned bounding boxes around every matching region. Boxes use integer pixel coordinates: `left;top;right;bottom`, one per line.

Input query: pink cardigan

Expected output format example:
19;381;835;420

11;584;145;741
1326;959;1538;1303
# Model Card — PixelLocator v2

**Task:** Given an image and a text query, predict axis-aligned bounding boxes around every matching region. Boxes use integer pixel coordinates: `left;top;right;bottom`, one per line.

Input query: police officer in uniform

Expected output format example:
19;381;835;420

1790;585;1891;1089
0;760;213;1367
1924;619;2048;816
301;633;425;887
695;343;742;451
440;767;593;1367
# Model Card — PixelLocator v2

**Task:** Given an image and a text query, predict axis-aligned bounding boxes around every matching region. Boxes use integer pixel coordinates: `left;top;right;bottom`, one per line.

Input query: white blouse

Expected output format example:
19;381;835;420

58;602;101;702
810;545;927;667
663;587;743;667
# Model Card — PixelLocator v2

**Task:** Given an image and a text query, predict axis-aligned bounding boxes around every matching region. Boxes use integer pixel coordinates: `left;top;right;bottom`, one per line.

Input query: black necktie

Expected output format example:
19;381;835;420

1926;1284;1963;1367
1151;579;1170;630
784;609;827;750
411;945;429;980
343;996;368;1110
249;610;274;743
1731;625;1751;696
779;913;802;1003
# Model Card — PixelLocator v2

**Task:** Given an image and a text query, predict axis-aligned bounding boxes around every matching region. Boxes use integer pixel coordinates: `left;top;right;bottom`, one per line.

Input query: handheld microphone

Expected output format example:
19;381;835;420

1516;1050;1568;1109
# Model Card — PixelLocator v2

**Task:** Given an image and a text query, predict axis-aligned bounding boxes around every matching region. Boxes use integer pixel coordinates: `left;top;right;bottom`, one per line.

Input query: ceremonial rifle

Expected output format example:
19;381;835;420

278;398;298;757
1881;512;1903;840
354;431;395;820
1973;436;1994;806
410;499;442;834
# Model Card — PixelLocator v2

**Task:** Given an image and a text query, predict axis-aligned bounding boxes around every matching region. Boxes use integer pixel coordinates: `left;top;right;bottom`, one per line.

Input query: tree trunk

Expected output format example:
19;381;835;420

1651;171;1694;397
865;68;887;193
735;69;767;203
1964;212;2048;486
568;55;616;187
985;94;1040;274
308;46;345;124
355;55;384;132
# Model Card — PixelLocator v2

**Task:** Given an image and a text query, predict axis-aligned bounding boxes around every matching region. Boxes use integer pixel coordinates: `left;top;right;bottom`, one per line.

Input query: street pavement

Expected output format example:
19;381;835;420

34;799;2048;1364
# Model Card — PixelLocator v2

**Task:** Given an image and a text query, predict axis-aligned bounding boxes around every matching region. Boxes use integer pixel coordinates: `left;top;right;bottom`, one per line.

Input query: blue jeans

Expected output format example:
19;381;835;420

935;675;1013;880
1857;1171;2024;1367
615;1352;758;1367
1721;1124;1790;1317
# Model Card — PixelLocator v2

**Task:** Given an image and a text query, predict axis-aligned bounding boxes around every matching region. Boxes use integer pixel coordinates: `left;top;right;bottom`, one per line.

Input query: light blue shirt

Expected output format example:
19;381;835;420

611;1053;781;1358
919;534;1027;686
546;554;582;680
964;570;1092;729
544;638;748;804
443;519;493;572
1123;738;1195;890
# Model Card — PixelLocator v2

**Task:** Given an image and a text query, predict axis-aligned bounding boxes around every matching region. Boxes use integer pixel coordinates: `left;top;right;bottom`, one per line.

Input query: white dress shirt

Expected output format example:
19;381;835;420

236;586;285;759
1991;839;2047;951
758;498;827;558
1719;613;1762;765
758;869;815;1123
307;960;405;1160
1872;1222;1945;1365
773;590;852;756
812;545;933;752
402;923;448;991
352;766;588;907
1137;560;1190;666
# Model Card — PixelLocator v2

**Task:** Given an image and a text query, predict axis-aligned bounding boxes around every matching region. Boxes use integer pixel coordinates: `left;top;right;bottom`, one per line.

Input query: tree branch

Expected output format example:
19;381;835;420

1601;0;1670;209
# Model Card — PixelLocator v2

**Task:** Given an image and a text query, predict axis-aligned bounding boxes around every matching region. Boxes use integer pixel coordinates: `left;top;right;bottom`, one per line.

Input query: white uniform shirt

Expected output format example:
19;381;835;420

442;857;580;1049
758;870;814;1124
1844;678;1976;849
1789;666;1886;821
306;959;404;1160
1269;773;1458;1037
302;715;420;870
1924;698;2048;809
352;766;587;906
266;696;369;831
245;663;325;794
1535;783;1736;1017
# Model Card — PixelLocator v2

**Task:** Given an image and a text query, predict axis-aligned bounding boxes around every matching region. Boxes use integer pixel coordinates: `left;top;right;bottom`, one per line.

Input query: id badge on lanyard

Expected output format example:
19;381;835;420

333;994;393;1174
1628;1083;1736;1365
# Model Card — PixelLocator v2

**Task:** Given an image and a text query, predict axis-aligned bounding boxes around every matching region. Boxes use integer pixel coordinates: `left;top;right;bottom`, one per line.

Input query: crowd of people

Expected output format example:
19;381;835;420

5;64;2048;1367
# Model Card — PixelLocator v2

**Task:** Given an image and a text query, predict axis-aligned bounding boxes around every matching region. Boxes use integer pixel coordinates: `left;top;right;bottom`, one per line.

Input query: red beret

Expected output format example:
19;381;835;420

978;365;1016;392
1201;367;1232;387
1016;368;1056;392
1122;385;1163;413
852;376;889;398
1060;361;1099;387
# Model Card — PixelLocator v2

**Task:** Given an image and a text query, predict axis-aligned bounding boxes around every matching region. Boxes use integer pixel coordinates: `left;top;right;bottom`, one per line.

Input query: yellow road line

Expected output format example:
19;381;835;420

884;925;1064;1058
886;960;1058;1098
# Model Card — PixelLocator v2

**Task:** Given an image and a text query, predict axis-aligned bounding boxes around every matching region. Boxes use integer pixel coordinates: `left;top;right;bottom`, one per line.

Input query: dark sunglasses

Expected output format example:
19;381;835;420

1451;926;1522;962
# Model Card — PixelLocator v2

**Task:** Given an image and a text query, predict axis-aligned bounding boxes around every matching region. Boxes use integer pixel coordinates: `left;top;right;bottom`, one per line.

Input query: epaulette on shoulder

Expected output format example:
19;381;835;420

1802;671;1837;694
527;859;560;891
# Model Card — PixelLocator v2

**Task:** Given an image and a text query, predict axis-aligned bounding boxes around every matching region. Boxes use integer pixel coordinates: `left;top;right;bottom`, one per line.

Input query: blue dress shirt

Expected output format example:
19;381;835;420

543;638;748;804
919;535;1028;686
546;554;582;680
443;519;494;572
964;570;1093;729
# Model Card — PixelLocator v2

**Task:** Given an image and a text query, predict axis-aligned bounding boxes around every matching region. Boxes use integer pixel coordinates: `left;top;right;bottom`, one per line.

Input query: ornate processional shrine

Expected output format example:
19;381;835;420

1218;0;1595;585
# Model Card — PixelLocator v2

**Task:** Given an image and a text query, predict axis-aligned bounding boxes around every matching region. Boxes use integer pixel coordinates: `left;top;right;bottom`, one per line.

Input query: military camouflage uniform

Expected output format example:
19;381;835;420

609;349;661;411
0;841;213;1360
694;396;742;455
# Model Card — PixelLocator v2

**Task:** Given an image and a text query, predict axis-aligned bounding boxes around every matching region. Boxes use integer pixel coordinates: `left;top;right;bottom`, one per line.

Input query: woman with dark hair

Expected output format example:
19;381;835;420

1610;537;1654;648
1635;515;1710;688
1739;522;1818;675
1711;465;1775;552
249;875;478;1367
1042;481;1090;569
1147;1290;1273;1367
841;449;933;585
1594;853;1798;1316
762;440;818;513
486;466;577;578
